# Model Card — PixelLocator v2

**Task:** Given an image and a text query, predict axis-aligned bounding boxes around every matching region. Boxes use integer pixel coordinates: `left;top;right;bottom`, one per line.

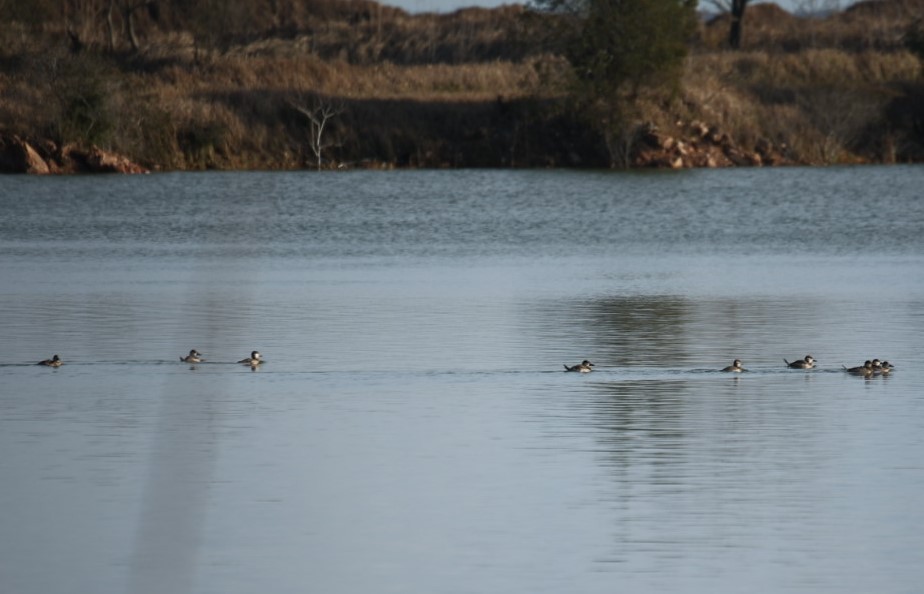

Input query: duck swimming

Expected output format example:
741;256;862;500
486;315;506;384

239;351;263;365
722;359;746;372
874;360;894;374
180;349;204;363
564;360;594;373
843;360;873;376
784;355;816;369
37;354;62;367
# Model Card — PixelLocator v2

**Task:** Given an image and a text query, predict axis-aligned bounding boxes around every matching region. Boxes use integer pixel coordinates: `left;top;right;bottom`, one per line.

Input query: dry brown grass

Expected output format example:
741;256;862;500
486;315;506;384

145;49;542;101
3;0;924;169
690;48;919;89
682;46;919;163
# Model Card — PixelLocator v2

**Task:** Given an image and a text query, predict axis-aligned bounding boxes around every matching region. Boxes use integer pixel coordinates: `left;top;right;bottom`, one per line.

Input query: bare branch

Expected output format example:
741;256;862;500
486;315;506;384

291;97;344;171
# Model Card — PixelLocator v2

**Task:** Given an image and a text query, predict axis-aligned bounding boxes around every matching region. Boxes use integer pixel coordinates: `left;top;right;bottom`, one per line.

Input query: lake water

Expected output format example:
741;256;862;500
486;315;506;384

1;167;923;594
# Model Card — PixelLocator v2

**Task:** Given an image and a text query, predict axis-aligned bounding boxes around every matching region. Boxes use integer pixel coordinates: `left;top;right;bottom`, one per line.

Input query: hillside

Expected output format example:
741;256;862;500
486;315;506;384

1;0;923;172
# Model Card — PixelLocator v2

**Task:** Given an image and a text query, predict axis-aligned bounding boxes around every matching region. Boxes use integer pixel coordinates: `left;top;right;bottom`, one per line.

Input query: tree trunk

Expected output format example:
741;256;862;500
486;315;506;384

729;0;748;49
107;0;117;52
121;0;147;52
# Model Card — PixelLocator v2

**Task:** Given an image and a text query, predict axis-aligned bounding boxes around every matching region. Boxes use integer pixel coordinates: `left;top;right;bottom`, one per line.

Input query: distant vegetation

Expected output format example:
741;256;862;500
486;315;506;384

1;0;924;171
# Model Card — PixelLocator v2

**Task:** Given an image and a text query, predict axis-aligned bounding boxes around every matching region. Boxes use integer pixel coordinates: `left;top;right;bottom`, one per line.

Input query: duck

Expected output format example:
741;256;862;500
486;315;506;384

874;360;894;375
784;355;816;369
564;360;594;373
721;359;746;372
37;354;62;367
180;349;204;363
843;360;874;376
238;351;263;366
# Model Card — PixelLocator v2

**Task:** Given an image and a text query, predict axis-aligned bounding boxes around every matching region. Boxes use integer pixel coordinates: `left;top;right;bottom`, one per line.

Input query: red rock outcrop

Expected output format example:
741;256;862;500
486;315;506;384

632;120;790;169
67;145;150;174
0;133;149;174
0;134;52;174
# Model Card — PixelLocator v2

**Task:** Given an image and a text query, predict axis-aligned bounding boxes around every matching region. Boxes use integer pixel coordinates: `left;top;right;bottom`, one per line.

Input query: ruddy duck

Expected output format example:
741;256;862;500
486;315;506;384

564;360;594;373
37;354;62;367
874;360;894;374
784;355;816;369
722;359;746;372
180;349;204;363
239;351;263;365
844;360;873;376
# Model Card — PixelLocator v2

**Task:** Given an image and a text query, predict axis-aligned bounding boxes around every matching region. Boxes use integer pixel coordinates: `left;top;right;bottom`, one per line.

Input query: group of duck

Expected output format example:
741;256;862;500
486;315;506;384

781;354;894;376
35;350;894;376
179;349;263;366
564;354;895;376
36;349;264;368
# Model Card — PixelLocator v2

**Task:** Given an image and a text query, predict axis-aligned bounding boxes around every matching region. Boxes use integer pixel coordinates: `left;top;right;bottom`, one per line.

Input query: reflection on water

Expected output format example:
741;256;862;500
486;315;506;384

532;296;694;367
1;168;924;594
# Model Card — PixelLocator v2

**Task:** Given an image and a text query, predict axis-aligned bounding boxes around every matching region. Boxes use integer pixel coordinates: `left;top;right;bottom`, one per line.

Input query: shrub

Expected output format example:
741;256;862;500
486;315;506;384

49;54;119;147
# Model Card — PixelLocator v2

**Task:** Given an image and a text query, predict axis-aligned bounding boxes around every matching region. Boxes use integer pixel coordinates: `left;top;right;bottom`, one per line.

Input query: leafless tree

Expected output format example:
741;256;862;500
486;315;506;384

291;97;343;171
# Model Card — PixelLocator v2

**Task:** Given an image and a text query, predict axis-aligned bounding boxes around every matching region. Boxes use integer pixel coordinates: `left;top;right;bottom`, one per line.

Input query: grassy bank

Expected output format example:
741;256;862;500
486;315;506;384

1;0;923;171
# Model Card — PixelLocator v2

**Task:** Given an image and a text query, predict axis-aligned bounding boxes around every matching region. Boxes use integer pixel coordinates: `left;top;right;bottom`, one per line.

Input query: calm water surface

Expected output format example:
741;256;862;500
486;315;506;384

2;167;924;594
